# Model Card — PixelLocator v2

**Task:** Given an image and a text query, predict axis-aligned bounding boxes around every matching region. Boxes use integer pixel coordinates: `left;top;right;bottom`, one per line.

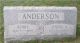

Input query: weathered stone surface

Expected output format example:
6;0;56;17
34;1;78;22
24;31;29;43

4;6;77;43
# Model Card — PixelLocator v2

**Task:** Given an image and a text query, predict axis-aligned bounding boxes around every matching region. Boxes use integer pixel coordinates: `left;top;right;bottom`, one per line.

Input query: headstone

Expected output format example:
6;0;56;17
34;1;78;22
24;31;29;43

4;6;77;43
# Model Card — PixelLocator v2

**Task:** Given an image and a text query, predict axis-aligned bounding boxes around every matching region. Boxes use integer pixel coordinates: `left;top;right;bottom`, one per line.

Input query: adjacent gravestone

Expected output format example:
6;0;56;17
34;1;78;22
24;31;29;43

4;6;77;43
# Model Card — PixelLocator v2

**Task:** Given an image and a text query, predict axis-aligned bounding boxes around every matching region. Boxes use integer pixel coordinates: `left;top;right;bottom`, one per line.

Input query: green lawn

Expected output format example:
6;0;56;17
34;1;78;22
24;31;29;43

0;0;80;43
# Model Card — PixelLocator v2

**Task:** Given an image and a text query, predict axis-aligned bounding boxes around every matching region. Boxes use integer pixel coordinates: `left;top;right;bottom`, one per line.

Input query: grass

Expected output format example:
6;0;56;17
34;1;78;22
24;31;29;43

0;0;80;43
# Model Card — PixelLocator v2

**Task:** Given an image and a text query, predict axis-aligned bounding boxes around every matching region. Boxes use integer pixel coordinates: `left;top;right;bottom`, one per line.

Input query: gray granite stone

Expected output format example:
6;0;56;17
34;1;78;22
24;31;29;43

4;6;77;43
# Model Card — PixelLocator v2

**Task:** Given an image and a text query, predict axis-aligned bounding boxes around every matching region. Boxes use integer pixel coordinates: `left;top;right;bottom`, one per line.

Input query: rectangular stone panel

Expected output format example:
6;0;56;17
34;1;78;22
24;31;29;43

3;6;77;43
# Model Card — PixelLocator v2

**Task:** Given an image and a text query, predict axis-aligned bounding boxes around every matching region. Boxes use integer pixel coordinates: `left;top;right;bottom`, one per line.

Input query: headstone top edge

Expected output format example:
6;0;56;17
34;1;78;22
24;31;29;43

3;6;77;10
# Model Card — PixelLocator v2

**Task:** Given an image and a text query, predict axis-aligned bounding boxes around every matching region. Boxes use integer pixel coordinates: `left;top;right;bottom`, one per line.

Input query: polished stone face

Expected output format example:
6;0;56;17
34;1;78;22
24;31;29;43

4;6;77;43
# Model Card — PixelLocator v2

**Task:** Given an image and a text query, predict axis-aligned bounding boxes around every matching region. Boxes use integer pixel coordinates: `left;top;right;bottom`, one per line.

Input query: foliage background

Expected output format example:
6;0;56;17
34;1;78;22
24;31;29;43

0;0;80;43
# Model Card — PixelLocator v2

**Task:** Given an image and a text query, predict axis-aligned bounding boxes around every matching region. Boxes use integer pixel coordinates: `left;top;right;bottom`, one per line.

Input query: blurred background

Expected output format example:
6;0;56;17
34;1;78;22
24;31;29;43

0;0;80;43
